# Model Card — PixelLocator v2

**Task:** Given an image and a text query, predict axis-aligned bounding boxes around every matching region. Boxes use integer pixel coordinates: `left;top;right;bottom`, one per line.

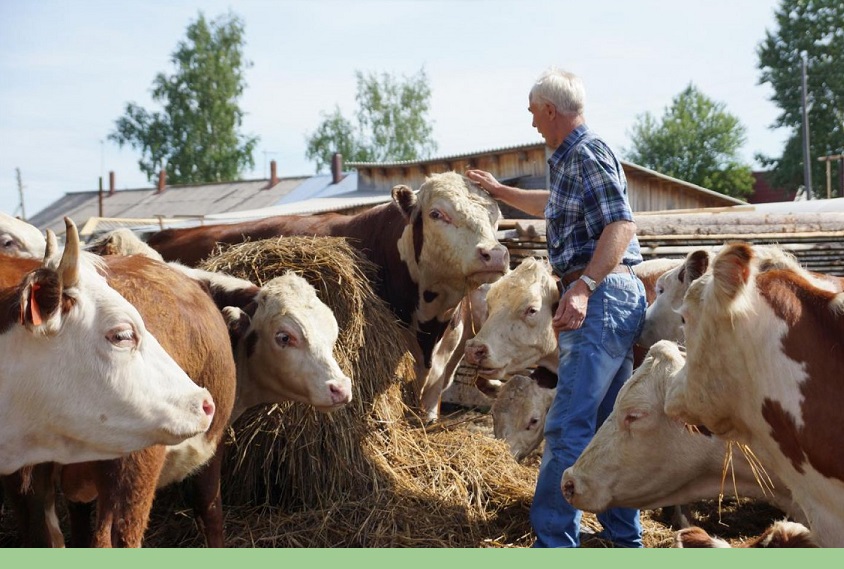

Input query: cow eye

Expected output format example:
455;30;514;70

526;306;539;316
275;331;291;347
429;209;451;224
656;285;664;295
527;417;539;429
107;324;138;349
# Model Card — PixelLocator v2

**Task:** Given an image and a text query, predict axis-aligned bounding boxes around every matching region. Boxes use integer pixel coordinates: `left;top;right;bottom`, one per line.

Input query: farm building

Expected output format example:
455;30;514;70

25;142;745;240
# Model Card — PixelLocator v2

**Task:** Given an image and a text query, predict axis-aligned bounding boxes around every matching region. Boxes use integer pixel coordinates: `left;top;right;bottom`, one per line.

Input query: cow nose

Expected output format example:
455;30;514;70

202;396;215;419
477;245;508;269
465;342;487;365
329;380;353;405
562;479;575;502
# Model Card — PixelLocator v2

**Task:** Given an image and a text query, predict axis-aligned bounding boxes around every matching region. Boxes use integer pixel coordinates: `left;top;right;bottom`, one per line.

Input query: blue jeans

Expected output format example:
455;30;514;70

530;269;646;547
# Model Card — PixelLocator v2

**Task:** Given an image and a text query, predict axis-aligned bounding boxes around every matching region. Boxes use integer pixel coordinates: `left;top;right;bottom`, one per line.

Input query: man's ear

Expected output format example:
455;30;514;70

391;185;417;220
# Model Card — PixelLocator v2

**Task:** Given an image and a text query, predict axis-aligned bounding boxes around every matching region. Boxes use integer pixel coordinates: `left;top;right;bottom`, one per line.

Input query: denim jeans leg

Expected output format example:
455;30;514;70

530;273;645;548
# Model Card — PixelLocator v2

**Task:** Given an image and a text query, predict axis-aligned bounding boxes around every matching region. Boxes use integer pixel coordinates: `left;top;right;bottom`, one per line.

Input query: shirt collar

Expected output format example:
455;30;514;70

548;124;590;166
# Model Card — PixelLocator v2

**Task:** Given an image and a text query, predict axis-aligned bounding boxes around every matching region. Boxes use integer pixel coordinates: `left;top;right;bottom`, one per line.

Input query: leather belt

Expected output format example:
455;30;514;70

560;264;631;287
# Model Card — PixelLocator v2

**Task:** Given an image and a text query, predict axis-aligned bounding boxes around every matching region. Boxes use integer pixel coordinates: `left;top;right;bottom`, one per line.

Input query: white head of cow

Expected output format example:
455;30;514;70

1;211;47;259
491;374;556;462
562;340;698;512
638;250;712;348
393;172;509;321
464;257;560;377
0;218;215;474
663;242;821;439
225;271;353;417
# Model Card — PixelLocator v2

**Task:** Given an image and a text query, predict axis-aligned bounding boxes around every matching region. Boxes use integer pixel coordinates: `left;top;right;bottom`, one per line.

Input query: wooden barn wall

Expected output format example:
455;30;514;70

355;150;736;217
355;148;548;194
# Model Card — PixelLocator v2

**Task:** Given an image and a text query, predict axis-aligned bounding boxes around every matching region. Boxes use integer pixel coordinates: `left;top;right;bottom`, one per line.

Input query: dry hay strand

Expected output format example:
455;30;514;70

143;423;539;547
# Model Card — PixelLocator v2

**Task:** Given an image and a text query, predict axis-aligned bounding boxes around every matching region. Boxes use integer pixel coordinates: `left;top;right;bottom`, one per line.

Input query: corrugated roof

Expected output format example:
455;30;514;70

28;177;307;237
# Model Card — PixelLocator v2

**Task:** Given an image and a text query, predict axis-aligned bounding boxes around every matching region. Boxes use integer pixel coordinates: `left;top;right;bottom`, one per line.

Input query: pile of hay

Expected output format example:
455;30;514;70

143;236;539;547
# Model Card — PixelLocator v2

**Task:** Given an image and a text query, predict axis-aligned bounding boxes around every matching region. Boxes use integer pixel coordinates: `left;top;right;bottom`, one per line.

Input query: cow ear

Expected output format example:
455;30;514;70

711;242;753;301
222;306;252;343
684;250;711;283
19;270;64;335
391;185;417;219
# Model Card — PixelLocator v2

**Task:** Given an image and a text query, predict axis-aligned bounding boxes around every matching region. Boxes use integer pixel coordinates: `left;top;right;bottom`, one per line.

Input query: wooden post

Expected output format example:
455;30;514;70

818;154;843;200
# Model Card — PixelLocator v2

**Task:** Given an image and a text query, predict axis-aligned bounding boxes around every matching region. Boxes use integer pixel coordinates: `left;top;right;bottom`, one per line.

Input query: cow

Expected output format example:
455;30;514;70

663;241;844;547
0;218;215;476
464;256;680;383
639;246;844;349
3;229;352;547
146;172;509;420
490;369;558;462
561;340;798;520
86;228;165;261
675;520;816;548
1;211;46;259
420;283;491;422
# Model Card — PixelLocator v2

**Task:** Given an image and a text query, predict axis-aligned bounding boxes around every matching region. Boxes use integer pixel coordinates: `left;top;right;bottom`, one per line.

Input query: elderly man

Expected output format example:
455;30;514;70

467;67;645;548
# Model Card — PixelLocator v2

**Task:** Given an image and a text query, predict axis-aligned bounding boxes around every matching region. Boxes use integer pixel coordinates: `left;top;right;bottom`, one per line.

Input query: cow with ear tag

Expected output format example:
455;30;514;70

0;217;214;475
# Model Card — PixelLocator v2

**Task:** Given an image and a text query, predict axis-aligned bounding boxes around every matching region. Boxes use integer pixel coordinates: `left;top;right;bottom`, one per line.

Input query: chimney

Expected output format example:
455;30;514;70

270;159;278;187
331;152;343;185
157;169;166;193
108;171;115;196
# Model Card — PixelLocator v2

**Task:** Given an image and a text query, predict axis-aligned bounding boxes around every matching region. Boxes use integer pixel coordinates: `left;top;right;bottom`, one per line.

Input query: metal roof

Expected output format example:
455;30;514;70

28;177;307;238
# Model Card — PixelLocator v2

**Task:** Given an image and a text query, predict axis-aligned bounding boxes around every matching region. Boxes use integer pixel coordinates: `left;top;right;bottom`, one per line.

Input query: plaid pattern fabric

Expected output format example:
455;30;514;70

544;125;642;275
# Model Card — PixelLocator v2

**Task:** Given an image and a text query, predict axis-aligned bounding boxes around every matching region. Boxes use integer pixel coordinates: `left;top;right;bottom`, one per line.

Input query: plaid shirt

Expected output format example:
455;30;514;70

544;125;642;276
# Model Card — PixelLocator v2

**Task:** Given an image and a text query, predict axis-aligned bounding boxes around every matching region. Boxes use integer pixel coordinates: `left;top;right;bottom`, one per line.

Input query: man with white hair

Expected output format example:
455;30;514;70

467;67;645;548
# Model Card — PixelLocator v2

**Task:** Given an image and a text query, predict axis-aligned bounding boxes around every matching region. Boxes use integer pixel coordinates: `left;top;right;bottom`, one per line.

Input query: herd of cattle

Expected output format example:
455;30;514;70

1;170;842;547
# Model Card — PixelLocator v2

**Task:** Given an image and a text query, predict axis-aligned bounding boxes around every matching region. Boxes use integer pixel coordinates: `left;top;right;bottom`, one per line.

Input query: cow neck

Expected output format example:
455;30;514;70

530;365;559;389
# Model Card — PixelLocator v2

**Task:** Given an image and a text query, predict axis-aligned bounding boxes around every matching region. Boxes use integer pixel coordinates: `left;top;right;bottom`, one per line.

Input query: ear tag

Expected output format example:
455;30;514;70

29;283;43;326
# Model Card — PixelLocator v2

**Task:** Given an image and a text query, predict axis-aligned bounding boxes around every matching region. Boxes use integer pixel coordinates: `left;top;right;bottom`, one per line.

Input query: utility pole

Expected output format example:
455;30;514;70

15;167;26;221
801;53;813;199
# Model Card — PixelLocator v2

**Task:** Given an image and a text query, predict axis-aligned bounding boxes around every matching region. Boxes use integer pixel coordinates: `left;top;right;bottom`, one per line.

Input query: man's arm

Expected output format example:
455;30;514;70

553;220;637;334
465;169;549;218
581;220;637;283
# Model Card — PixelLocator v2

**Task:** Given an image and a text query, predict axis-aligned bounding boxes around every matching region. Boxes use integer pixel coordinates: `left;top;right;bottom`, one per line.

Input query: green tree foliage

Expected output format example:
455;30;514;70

624;84;755;199
757;0;844;197
305;68;438;173
109;12;258;185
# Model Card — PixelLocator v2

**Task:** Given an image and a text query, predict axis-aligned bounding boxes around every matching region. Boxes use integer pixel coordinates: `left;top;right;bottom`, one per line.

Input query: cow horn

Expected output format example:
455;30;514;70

43;230;59;270
58;217;80;288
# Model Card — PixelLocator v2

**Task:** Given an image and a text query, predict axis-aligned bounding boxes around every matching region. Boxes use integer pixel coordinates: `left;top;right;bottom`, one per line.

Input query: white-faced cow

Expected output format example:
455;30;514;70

1;211;47;259
3;227;352;547
146;172;509;420
675;520;816;548
561;340;798;519
0;218;215;476
490;370;558;462
663;241;844;547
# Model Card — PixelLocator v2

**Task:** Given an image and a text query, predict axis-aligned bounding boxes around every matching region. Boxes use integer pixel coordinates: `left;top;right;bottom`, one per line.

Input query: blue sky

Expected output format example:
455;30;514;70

0;0;787;218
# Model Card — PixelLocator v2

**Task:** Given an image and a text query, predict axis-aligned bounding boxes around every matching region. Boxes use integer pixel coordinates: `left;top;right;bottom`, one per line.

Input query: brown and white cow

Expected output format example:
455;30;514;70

663;242;844;547
3;227;352;547
561;340;798;519
1;211;46;259
0;218;214;476
639;246;844;349
146;172;509;420
675;520;816;548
